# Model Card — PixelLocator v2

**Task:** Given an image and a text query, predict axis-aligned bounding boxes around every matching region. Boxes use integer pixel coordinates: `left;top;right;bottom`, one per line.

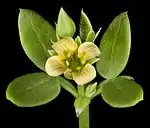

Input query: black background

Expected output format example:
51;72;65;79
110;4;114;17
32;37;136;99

2;0;149;127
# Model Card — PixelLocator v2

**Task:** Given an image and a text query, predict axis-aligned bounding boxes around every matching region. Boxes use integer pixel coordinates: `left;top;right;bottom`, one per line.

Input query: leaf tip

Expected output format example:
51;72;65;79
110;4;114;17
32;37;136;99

81;8;86;16
19;8;23;12
60;7;64;11
121;11;129;18
59;7;66;15
19;8;28;13
81;8;84;13
6;87;15;105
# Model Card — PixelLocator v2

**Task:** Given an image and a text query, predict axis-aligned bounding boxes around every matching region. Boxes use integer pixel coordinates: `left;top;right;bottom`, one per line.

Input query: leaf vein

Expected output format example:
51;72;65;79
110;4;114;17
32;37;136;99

24;13;49;58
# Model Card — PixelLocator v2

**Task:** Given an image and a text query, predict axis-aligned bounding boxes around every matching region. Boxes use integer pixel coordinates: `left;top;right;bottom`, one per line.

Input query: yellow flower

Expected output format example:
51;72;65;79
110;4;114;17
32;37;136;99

45;37;100;85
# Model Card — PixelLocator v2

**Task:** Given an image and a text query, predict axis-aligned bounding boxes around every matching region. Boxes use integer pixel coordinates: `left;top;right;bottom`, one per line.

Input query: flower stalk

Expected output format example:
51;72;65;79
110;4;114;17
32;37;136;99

79;105;89;128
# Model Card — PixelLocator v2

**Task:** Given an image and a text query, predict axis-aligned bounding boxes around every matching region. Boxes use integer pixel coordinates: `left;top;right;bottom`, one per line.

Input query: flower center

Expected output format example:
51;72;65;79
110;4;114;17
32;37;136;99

66;54;83;72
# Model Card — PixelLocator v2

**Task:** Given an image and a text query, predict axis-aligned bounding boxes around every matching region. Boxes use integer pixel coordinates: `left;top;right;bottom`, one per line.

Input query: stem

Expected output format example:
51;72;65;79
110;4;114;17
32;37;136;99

78;85;85;96
57;76;78;97
79;105;89;128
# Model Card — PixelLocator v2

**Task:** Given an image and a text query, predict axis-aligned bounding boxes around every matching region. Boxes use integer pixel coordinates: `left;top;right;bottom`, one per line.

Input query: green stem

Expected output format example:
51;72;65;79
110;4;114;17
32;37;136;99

79;105;89;128
78;85;85;96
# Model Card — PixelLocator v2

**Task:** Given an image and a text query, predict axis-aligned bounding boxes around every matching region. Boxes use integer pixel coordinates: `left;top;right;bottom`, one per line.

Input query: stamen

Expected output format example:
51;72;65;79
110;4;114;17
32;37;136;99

76;66;81;71
65;60;70;66
81;59;86;65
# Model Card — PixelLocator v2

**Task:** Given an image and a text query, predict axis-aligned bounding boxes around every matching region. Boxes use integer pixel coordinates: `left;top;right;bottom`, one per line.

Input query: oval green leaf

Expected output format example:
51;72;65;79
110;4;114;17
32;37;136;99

6;72;60;107
57;8;76;37
18;9;56;71
96;12;131;79
80;10;93;42
100;77;143;108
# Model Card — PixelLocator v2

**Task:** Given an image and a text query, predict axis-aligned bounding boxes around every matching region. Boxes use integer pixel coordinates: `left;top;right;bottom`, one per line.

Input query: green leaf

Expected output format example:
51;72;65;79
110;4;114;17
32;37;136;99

6;72;60;107
80;10;93;41
86;30;95;42
120;75;134;81
57;8;76;37
96;12;131;79
18;9;56;71
74;96;91;117
56;76;78;97
100;77;143;108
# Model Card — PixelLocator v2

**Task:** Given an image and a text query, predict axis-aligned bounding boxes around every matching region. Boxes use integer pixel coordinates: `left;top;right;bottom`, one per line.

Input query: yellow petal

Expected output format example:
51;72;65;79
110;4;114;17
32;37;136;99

64;68;73;80
45;56;66;76
52;37;78;59
72;64;96;85
78;42;100;62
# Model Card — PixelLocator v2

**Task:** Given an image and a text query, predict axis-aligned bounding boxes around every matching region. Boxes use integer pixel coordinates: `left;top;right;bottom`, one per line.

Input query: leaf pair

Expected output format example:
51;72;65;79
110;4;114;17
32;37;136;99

94;12;143;107
7;8;78;107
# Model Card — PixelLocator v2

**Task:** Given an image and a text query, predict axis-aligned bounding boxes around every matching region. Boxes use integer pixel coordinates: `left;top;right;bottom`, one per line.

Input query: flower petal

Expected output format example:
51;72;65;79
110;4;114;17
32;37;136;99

52;37;78;59
45;56;67;76
64;68;73;80
78;42;100;63
72;64;96;85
